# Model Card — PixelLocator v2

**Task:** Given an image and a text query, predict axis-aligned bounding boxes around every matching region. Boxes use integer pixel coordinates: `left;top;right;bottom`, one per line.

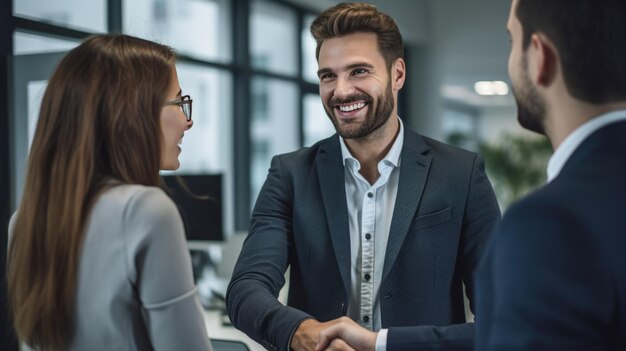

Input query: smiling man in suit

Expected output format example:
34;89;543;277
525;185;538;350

226;3;500;351
474;0;626;349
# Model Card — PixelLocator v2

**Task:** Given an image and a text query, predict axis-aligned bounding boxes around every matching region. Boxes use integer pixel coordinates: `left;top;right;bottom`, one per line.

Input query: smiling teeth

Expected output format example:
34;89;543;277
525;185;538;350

339;102;366;112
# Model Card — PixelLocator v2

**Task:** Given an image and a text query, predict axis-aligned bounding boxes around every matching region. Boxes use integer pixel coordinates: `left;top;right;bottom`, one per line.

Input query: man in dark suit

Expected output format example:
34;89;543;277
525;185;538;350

474;0;626;349
226;3;500;351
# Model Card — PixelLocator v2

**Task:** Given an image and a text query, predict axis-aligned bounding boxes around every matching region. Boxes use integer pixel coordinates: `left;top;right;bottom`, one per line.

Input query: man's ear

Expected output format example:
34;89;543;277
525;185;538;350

392;58;406;91
529;33;558;87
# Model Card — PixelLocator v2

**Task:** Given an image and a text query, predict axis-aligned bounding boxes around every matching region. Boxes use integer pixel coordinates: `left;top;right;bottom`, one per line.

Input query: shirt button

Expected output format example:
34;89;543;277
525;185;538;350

367;192;373;198
363;315;370;322
364;273;371;281
365;233;371;240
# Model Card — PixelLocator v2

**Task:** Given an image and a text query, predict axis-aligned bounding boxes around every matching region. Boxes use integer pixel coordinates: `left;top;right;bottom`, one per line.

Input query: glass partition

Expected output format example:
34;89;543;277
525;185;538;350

250;0;297;75
124;0;232;62
250;77;299;208
301;14;319;84
303;93;335;146
14;0;107;32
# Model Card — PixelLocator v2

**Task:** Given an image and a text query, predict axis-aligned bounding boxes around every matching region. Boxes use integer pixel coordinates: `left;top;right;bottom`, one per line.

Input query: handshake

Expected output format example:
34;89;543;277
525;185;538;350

291;317;378;351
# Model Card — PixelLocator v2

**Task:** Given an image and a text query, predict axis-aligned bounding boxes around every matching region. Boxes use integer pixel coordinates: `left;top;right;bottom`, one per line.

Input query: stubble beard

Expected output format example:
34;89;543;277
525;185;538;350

323;82;395;140
514;55;547;135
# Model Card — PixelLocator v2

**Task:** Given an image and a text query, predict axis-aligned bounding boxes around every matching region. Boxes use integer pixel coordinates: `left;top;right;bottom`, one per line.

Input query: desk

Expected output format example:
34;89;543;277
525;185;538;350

192;238;286;351
203;310;265;351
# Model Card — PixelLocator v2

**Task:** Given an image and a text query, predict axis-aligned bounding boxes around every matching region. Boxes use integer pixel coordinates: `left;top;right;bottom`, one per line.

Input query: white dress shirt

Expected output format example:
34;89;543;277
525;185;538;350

547;109;626;181
340;117;404;337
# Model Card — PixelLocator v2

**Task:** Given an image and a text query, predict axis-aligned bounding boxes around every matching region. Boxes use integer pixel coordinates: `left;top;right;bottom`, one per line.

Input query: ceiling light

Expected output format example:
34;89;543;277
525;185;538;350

474;81;509;96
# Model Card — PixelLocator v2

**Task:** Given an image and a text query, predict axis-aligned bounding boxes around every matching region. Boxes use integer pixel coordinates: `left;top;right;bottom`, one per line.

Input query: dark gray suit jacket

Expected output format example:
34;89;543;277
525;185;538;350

227;127;500;351
476;120;626;350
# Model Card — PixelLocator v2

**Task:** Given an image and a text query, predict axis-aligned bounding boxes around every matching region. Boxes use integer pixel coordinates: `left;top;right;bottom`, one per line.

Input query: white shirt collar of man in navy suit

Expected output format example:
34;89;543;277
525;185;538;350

547;109;626;182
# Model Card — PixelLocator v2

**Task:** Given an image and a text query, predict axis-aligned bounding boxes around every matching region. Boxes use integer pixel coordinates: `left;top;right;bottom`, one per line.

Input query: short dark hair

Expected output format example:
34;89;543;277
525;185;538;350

310;2;403;71
516;0;626;103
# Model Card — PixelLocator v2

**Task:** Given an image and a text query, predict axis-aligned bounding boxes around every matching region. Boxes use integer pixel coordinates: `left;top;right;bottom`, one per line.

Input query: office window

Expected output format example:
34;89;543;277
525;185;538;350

14;0;107;32
176;64;233;174
250;0;297;75
4;0;323;232
302;14;318;84
250;139;269;209
303;93;335;146
124;0;232;62
11;33;80;209
14;31;80;55
175;63;234;233
250;77;298;208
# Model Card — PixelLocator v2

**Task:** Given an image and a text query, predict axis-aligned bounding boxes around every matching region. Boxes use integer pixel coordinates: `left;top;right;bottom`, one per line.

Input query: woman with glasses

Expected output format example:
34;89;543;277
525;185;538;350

7;34;212;350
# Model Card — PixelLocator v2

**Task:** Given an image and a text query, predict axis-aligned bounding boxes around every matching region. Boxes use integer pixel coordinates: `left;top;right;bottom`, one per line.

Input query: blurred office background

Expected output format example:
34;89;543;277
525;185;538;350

0;0;552;349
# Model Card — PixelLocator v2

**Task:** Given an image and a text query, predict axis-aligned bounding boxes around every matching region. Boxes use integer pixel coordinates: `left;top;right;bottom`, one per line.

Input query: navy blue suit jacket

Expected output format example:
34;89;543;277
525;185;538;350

227;127;500;351
476;120;626;350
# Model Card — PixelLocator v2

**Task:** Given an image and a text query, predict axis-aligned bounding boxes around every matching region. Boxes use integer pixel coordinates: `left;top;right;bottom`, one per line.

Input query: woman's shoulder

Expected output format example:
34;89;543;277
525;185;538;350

91;183;185;251
95;183;179;226
100;183;171;207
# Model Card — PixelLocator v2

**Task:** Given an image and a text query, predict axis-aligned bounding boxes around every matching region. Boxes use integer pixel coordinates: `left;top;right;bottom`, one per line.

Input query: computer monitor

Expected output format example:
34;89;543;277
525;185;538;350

162;174;223;242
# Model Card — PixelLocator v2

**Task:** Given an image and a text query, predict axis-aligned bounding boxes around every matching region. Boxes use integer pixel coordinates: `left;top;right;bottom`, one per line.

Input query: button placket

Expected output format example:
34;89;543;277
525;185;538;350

359;187;376;330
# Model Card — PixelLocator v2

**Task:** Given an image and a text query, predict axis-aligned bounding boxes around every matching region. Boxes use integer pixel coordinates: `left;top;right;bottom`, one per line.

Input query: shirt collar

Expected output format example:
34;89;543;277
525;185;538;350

339;117;405;168
547;109;626;181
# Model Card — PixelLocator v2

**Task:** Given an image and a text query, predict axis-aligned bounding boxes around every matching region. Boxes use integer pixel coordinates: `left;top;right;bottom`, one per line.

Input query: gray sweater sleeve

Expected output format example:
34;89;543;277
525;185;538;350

122;187;213;351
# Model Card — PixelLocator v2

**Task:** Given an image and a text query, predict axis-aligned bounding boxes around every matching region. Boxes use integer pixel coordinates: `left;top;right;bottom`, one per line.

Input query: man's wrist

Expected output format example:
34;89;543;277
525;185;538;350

289;317;316;350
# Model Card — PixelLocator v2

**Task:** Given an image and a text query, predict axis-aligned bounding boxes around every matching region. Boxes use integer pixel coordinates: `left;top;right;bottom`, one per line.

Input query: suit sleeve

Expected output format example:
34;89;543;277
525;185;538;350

477;200;613;351
387;323;475;351
387;154;501;351
459;154;501;312
226;155;312;351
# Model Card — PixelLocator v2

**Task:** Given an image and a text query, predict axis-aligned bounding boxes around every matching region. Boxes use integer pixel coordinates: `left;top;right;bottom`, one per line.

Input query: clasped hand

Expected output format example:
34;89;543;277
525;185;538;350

290;317;377;351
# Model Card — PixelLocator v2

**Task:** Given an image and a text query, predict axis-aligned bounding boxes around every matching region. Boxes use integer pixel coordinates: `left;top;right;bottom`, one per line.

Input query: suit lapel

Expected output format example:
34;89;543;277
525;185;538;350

317;135;352;300
382;129;431;281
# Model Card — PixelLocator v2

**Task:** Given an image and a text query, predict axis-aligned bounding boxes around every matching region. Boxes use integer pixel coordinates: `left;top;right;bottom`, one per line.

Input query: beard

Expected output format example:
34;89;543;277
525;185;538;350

323;81;394;139
514;56;547;135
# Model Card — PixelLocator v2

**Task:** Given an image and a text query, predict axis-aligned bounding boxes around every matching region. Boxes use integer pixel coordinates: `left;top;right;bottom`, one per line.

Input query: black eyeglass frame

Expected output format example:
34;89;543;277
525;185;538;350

165;95;193;121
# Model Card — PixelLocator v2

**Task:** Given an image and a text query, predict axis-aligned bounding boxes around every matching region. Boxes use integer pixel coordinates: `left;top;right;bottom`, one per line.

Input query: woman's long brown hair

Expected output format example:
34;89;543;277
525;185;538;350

7;34;175;350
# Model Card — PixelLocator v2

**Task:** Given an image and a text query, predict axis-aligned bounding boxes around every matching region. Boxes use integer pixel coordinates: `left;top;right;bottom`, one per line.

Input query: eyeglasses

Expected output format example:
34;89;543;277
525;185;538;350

165;95;193;121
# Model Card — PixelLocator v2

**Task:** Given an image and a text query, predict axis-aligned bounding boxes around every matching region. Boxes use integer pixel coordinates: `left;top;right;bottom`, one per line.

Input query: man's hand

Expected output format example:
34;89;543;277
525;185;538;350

315;317;377;351
291;318;346;351
316;338;357;351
